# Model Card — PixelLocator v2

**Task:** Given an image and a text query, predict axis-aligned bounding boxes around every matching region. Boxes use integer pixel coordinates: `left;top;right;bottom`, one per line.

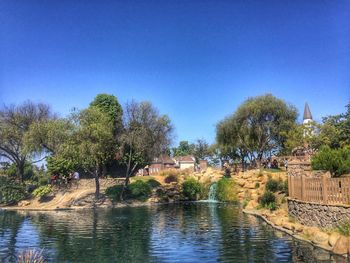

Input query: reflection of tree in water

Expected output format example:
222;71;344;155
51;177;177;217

216;204;294;262
28;207;153;262
0;211;26;262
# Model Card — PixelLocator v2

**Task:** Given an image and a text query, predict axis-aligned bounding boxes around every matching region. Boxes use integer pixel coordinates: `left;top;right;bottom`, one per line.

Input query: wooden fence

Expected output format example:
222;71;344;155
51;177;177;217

288;175;350;205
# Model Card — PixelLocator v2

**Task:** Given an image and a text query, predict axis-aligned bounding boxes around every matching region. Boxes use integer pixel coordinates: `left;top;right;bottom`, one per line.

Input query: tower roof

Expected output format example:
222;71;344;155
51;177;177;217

303;103;313;120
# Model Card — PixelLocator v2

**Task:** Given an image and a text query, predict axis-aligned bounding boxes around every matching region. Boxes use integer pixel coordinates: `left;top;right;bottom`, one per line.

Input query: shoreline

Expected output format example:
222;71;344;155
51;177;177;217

243;208;348;258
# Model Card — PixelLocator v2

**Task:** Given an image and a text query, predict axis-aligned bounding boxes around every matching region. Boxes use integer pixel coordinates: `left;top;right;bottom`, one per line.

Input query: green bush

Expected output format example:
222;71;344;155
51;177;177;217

146;178;161;188
255;182;260;189
129;180;152;200
105;185;124;202
266;179;279;192
311;146;350;177
164;174;178;184
265;178;286;193
259;191;277;210
32;185;52;199
0;177;27;204
182;178;202;201
216;178;238;202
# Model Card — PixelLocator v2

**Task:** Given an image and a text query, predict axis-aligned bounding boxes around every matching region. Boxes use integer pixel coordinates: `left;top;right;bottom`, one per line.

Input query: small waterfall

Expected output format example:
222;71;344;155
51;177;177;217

208;182;218;202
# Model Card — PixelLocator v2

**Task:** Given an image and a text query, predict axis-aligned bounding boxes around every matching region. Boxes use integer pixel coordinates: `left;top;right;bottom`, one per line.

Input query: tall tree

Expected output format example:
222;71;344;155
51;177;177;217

89;94;123;176
51;107;116;198
90;93;123;135
0;101;53;181
119;101;173;198
216;94;298;165
193;139;210;162
172;141;195;157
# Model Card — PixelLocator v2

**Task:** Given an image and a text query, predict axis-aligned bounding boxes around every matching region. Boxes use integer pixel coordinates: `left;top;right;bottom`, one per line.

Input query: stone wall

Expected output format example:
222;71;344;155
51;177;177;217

288;198;350;228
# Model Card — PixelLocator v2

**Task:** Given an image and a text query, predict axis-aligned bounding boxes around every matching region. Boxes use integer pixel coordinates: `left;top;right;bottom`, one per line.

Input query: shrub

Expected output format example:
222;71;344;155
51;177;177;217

146;178;161;188
266;179;279;192
336;222;350;236
255;182;260;189
265;178;286;193
164;174;178;184
182;178;202;201
311;146;350;177
216;178;238;202
159;169;181;177
242;197;252;208
259;191;277;210
32;185;52;199
0;177;27;204
129;180;152;200
105;185;124;202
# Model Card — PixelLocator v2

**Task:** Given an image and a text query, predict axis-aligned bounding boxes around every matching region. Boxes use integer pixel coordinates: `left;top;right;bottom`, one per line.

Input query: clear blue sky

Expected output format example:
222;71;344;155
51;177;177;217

1;0;349;145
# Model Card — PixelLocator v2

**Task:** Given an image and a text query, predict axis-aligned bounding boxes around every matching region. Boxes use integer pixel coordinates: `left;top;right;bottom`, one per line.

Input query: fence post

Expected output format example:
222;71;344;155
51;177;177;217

322;174;328;204
301;174;306;201
288;175;291;197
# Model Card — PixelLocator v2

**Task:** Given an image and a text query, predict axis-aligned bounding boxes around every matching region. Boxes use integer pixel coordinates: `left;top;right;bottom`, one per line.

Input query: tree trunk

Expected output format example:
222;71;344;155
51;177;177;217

94;168;100;199
16;161;25;183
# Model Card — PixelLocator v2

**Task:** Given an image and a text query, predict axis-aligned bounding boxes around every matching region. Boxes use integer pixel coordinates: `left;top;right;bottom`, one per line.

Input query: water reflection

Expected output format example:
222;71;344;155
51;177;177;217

0;204;347;263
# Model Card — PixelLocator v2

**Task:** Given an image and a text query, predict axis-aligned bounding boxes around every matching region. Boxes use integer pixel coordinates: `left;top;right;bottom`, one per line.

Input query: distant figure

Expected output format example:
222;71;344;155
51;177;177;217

73;171;80;180
284;159;288;171
51;174;58;185
73;171;80;189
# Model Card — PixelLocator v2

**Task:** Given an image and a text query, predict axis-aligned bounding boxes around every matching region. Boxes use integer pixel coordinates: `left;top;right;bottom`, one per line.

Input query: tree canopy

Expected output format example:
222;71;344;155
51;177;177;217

119;101;173;197
216;94;298;165
0;101;54;181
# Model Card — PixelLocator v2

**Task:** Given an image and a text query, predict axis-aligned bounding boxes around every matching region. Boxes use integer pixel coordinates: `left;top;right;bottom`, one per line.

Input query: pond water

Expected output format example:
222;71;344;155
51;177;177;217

0;203;347;263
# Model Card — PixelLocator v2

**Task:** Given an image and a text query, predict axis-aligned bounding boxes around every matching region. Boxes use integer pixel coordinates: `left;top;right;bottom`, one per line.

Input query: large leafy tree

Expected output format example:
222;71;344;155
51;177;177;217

0;101;53;181
50;107;116;198
89;94;123;175
319;103;350;149
216;94;298;164
172;141;195;157
90;93;123;135
119;101;173;198
193;139;210;162
72;107;116;198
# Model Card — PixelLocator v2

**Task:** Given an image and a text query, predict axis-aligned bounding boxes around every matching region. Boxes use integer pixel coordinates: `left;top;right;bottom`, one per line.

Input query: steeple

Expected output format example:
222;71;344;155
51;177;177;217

303;103;312;121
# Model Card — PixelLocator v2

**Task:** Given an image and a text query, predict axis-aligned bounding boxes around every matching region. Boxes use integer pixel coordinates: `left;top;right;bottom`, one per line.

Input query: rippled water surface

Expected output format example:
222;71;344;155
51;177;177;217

0;203;346;262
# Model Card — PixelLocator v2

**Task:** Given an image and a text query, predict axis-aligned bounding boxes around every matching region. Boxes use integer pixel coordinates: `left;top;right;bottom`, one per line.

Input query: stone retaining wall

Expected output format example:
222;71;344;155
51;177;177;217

288;198;350;228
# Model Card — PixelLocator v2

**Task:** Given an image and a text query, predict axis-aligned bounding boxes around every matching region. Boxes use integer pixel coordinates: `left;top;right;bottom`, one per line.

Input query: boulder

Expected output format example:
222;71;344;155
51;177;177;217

18;200;30;207
245;182;256;189
333;236;350;255
282;222;294;231
242;173;252;179
328;232;341;247
245;200;258;210
312;231;329;245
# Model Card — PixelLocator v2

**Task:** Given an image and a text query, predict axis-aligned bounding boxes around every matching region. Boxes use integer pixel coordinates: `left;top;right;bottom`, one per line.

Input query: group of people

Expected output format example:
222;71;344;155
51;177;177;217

50;171;80;186
262;158;288;170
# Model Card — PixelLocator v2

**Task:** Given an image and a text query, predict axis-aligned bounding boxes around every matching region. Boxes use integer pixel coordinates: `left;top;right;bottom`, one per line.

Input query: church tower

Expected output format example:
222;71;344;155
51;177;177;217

303;102;313;125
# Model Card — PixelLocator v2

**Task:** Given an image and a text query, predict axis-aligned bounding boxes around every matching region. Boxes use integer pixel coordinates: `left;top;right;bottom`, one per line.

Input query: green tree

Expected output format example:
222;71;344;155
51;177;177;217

24;118;74;155
318;103;350;149
90;93;123;135
193;139;210;162
172;141;195;157
119;101;173;198
283;122;322;154
0;101;53;182
53;107;116;198
311;146;350;177
216;94;298;165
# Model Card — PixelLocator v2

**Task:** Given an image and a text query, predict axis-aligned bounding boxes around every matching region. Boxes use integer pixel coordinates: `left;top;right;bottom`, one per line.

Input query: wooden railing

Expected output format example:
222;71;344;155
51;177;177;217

288;175;350;205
